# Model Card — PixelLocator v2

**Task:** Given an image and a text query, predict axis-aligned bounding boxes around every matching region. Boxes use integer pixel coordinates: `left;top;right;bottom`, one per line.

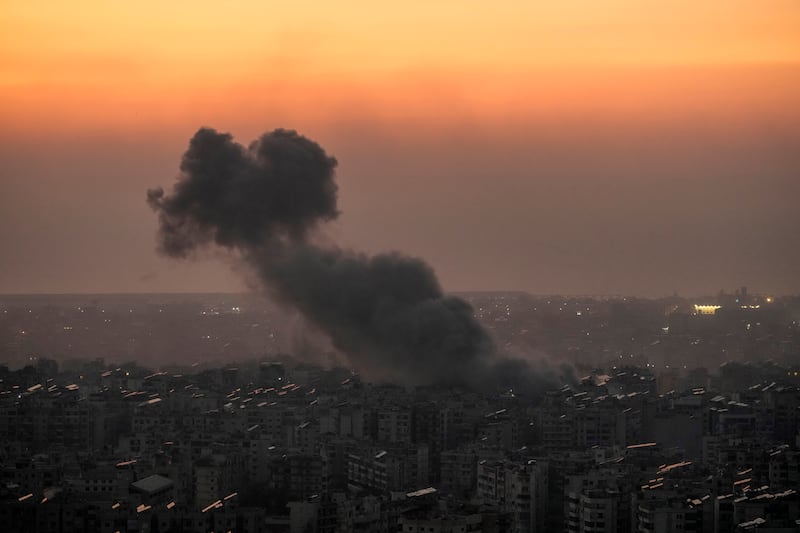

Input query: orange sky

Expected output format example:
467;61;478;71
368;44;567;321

1;1;799;295
2;1;799;135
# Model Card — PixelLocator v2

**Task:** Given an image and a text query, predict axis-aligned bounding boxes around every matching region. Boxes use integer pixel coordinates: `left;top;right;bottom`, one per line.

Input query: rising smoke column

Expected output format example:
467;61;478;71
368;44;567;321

148;127;496;387
250;245;493;385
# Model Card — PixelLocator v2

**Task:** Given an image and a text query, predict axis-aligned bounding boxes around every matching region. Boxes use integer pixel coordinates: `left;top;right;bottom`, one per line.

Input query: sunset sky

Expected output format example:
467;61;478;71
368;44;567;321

1;1;799;296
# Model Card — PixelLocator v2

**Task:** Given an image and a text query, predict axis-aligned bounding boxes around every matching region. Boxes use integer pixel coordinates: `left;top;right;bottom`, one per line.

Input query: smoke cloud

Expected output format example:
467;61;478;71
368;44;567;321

147;127;338;255
148;127;564;392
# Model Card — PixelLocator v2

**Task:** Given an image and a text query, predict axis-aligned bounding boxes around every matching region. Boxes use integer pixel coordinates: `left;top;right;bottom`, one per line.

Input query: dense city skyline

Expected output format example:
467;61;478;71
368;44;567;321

1;290;799;532
2;4;800;532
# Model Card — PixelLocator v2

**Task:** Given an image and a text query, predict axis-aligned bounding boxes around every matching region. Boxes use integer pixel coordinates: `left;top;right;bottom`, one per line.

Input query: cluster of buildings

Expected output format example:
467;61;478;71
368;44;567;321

0;356;798;533
0;290;798;531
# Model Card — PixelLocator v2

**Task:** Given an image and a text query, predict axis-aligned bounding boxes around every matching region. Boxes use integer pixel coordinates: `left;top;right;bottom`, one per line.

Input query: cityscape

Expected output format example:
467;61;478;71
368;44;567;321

2;2;799;532
1;290;798;532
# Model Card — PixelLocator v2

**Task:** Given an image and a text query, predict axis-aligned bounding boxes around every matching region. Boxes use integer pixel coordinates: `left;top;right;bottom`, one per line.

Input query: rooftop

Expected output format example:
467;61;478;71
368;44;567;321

130;474;173;495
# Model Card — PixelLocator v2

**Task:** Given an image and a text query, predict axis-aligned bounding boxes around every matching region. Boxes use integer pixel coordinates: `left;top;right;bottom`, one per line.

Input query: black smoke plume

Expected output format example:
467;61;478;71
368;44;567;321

147;128;338;256
148;127;564;391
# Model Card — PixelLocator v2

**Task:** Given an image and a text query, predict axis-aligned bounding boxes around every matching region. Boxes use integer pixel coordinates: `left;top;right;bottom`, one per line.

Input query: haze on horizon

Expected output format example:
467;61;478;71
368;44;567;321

1;1;799;297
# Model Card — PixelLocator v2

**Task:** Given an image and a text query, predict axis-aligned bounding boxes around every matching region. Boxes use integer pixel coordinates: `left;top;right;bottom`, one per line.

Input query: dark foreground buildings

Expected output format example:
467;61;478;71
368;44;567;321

1;292;799;532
